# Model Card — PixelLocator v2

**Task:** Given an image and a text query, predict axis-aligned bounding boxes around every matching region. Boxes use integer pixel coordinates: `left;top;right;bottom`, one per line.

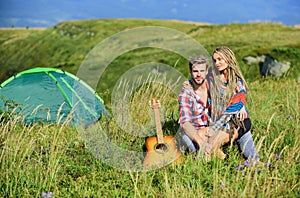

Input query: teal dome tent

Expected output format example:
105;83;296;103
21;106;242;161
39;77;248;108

0;67;108;126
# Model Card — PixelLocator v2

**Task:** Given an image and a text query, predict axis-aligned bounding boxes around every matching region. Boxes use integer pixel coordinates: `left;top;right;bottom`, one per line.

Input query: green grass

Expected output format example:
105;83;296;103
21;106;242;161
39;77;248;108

1;20;300;88
1;77;299;197
0;19;300;197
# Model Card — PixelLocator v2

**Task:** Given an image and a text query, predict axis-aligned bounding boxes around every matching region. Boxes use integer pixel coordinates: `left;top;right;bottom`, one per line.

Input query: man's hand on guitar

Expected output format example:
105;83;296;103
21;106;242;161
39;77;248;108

149;99;161;108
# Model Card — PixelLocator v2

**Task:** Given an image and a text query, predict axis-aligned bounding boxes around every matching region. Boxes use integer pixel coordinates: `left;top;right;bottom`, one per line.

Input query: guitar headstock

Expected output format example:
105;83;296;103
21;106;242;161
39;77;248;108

150;98;161;109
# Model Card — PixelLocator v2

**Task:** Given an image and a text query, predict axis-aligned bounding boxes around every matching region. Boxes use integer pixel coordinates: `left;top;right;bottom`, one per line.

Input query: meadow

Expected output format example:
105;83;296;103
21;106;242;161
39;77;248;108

0;19;299;197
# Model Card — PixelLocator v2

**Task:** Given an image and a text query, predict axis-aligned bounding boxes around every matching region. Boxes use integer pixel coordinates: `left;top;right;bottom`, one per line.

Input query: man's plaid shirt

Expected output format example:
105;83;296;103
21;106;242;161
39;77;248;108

178;80;211;131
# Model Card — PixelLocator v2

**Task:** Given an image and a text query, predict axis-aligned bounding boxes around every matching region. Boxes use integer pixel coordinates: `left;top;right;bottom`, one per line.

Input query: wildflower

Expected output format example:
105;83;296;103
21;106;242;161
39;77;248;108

287;115;291;119
244;159;249;167
236;164;243;170
275;153;280;160
255;169;261;173
264;162;273;168
241;170;245;175
41;192;53;198
220;181;225;189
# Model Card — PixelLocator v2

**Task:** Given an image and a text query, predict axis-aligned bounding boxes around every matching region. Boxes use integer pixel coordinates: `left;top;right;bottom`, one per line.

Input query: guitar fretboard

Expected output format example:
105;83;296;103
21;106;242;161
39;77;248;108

153;107;164;144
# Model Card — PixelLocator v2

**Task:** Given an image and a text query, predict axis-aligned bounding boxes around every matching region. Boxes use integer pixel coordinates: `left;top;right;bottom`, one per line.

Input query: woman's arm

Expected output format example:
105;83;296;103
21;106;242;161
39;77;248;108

225;78;248;119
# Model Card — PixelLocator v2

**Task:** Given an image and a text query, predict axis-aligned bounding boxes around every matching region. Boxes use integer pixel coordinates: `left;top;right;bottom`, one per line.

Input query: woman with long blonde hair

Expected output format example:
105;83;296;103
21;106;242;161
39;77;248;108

208;46;260;162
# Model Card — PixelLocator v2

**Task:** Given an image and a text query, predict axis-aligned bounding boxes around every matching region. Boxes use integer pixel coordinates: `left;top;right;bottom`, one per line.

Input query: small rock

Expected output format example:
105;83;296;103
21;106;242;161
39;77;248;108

243;55;265;64
261;55;290;77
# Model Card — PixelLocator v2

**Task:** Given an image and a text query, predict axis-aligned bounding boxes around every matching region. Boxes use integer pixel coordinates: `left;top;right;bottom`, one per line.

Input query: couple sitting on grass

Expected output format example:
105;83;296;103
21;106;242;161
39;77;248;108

178;46;262;165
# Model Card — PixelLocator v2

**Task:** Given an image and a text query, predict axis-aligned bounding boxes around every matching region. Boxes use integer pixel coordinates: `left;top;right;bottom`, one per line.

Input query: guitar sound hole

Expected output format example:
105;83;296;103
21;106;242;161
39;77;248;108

155;143;168;152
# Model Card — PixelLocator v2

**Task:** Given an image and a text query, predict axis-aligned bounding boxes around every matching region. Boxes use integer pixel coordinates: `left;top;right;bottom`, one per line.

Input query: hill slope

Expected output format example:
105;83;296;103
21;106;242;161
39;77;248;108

1;19;300;95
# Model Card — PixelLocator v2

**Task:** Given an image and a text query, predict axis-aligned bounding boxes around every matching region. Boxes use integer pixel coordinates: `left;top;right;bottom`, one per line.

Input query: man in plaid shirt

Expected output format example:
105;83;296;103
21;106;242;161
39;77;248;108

178;55;213;154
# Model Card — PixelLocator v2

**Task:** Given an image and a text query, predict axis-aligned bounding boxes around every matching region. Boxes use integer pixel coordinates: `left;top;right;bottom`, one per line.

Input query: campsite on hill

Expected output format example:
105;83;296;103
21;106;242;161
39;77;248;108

0;19;299;197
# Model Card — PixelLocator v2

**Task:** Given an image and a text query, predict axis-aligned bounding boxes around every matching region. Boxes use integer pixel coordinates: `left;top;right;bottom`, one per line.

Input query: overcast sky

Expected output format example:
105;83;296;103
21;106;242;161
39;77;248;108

0;0;299;27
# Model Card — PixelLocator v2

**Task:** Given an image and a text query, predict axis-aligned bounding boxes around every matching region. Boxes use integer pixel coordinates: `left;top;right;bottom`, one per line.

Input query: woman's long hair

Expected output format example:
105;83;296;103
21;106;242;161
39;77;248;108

209;46;249;123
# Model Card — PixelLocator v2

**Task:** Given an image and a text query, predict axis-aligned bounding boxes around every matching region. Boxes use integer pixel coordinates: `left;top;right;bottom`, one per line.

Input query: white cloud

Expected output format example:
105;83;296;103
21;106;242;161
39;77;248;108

26;18;53;26
7;18;20;25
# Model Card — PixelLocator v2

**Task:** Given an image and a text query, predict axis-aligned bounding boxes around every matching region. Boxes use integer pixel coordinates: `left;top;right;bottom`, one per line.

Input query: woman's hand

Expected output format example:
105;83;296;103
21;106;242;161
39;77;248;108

238;106;248;121
182;80;192;89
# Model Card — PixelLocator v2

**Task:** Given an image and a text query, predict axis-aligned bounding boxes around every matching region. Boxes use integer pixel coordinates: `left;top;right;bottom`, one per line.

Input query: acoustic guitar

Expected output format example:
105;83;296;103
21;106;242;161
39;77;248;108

143;98;181;170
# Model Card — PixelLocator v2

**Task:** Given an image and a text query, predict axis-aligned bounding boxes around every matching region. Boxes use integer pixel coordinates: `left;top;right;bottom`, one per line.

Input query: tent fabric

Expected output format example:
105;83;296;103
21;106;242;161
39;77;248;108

0;67;108;126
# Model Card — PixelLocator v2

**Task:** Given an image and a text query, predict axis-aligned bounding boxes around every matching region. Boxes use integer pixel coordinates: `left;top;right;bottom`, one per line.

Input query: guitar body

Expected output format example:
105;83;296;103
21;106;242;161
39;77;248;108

143;98;181;170
143;136;181;170
145;136;177;152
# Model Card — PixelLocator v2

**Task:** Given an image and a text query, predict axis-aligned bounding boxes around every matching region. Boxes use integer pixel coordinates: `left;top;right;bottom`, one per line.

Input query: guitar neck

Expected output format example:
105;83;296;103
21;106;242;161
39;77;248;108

153;107;164;144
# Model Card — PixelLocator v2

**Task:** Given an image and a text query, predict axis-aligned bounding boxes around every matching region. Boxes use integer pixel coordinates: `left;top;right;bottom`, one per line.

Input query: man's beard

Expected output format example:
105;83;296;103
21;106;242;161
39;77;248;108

192;77;205;86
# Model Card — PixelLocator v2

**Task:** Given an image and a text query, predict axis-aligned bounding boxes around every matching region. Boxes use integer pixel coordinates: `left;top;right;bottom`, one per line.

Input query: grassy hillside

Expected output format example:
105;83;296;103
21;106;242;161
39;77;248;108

1;19;300;94
0;19;299;197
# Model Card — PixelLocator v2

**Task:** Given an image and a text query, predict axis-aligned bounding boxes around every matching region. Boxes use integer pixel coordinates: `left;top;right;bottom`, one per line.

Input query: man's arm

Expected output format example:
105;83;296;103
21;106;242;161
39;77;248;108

182;122;208;147
178;88;208;147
